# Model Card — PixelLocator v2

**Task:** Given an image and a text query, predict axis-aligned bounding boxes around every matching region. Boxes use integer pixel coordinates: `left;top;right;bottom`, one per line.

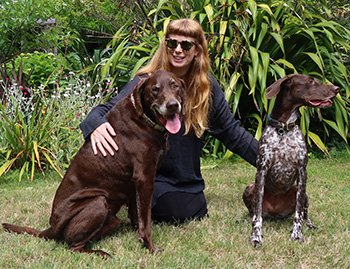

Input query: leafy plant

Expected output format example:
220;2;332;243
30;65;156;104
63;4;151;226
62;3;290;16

0;71;102;181
0;85;63;181
0;0;63;64
74;0;350;159
78;24;156;98
102;0;350;157
6;52;83;90
49;72;103;168
200;0;350;156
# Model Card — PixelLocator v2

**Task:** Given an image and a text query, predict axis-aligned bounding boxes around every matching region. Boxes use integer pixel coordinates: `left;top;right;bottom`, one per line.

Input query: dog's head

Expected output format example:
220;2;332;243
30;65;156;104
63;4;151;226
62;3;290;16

266;74;339;108
132;70;185;134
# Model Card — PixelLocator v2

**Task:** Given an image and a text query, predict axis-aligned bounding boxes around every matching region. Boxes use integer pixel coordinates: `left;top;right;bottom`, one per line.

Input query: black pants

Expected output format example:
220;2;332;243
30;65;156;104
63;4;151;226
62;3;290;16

151;191;208;223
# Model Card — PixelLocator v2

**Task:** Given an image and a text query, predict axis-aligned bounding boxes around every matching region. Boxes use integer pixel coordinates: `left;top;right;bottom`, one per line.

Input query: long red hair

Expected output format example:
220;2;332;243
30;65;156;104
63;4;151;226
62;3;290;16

136;19;211;137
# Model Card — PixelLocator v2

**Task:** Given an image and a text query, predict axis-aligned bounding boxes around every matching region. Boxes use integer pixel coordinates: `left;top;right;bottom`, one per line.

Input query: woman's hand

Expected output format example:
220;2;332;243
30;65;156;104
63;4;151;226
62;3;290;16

90;122;118;156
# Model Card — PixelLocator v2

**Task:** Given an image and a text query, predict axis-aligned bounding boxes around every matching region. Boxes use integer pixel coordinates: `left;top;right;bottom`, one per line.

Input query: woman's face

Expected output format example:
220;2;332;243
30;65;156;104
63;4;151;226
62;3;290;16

166;34;199;79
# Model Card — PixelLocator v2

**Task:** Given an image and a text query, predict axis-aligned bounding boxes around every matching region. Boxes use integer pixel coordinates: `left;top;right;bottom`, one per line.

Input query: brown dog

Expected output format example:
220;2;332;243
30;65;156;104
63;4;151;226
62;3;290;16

2;70;185;258
243;74;339;246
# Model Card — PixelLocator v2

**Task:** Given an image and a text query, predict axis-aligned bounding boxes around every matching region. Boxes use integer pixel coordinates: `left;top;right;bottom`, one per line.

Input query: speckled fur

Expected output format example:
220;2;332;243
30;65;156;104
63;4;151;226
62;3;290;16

251;112;311;245
244;74;339;246
257;113;307;195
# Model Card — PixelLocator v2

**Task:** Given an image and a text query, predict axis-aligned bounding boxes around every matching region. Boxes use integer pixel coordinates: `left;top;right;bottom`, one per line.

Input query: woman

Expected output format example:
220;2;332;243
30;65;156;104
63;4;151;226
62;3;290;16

80;18;258;223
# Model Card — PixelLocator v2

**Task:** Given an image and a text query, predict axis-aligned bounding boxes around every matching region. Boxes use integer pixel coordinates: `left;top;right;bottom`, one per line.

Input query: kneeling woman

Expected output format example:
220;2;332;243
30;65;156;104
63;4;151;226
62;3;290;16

79;18;258;223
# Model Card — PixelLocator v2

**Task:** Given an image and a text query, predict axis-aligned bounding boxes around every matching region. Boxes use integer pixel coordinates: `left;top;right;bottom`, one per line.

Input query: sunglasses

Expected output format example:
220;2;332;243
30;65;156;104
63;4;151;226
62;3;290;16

165;38;196;52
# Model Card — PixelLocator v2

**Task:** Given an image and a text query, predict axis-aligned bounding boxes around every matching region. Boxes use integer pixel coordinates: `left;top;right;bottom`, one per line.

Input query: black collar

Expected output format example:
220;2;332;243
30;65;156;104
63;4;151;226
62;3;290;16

130;93;166;132
268;115;296;136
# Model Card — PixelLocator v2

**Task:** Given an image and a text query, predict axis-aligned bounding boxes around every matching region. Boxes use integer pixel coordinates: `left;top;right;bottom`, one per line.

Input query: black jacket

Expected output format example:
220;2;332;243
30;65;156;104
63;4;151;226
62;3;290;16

80;74;258;207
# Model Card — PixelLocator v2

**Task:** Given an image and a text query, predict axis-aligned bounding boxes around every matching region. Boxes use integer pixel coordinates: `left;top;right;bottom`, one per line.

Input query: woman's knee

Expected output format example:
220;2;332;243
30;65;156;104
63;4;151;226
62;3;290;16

152;191;208;223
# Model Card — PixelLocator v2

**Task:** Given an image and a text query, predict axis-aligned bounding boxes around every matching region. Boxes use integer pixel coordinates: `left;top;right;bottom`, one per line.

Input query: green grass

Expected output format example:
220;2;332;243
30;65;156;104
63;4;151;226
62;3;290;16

1;155;350;268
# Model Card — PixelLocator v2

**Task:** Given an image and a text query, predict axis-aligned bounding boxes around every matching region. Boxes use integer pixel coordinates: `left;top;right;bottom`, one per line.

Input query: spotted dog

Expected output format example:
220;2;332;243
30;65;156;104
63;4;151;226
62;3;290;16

242;74;339;246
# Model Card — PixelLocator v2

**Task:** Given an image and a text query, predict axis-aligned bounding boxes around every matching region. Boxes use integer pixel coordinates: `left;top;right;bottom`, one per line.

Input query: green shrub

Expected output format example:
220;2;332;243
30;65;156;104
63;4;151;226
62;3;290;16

89;0;350;158
0;84;61;181
7;52;82;90
0;73;102;181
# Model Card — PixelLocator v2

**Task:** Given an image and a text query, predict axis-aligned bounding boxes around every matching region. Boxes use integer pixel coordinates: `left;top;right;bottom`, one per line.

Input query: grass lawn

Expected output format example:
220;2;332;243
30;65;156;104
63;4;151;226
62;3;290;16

0;155;349;268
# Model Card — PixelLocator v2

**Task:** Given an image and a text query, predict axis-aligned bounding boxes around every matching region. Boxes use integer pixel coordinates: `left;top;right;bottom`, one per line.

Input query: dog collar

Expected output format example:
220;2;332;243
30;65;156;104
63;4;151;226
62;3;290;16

267;114;296;136
130;93;166;132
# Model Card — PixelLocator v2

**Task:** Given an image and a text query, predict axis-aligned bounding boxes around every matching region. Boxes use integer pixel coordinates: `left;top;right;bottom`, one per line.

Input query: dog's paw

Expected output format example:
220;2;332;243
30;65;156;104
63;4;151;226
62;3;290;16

250;228;263;247
94;250;114;260
152;247;164;254
305;219;318;230
250;235;263;247
290;226;304;242
2;223;10;231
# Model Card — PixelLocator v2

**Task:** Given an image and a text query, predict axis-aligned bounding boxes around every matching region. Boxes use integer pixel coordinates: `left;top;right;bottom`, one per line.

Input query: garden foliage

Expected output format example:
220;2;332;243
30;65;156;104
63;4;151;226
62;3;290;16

0;0;349;181
0;72;101;182
87;0;350;158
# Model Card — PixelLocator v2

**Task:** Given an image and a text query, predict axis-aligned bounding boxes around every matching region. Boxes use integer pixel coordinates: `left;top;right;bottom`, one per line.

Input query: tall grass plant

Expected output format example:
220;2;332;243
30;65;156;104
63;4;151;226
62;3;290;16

0;73;103;182
89;0;350;159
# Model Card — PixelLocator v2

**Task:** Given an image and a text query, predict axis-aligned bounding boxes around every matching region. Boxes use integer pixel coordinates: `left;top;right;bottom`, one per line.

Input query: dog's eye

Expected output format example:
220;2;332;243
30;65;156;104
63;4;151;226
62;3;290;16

152;86;160;94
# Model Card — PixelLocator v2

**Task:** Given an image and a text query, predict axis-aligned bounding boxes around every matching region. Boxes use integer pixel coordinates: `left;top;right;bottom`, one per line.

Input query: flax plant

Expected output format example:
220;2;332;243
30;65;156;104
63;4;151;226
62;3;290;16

0;83;62;181
0;72;102;182
91;0;350;159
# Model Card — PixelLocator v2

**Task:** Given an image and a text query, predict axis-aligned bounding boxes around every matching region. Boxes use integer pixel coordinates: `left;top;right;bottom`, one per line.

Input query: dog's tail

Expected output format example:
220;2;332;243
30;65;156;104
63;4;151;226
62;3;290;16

2;223;54;239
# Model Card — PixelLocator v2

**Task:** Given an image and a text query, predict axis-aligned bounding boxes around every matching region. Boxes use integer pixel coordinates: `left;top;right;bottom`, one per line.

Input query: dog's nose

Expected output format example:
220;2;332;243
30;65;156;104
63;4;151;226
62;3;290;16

166;100;179;112
332;85;340;93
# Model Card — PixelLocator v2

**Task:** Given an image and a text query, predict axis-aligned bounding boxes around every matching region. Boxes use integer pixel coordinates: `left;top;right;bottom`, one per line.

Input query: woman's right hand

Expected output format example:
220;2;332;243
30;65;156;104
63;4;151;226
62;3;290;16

90;122;119;157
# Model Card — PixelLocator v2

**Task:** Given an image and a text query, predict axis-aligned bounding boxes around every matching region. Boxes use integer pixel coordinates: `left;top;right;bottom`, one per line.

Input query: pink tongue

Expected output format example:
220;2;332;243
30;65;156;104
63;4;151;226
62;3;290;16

308;99;332;106
165;114;181;134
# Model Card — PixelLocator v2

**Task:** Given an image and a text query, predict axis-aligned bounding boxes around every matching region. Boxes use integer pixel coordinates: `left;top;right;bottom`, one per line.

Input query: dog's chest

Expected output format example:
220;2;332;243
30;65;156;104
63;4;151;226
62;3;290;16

259;125;307;158
257;125;308;188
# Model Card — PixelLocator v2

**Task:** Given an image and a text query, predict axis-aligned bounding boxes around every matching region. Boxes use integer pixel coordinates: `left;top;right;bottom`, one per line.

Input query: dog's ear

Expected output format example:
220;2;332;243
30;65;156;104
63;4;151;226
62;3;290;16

132;77;148;117
266;75;296;99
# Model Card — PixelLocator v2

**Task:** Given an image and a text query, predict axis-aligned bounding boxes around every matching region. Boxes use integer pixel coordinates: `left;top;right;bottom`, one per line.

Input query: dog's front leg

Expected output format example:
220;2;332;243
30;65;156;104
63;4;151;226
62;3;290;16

250;169;266;246
127;194;139;230
290;167;307;242
134;173;163;254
